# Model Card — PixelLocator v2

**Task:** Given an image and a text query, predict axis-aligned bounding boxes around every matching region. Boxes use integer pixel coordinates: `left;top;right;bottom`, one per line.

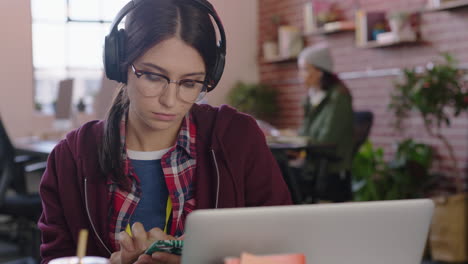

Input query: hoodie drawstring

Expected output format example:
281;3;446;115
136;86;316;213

210;149;220;209
84;177;112;255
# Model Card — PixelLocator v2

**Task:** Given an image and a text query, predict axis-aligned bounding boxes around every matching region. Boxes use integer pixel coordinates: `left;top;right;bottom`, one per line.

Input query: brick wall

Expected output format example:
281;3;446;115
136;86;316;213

258;0;468;182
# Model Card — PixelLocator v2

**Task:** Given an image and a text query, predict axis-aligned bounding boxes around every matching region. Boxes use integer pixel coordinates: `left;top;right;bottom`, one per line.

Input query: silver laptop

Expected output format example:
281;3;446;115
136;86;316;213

182;199;434;264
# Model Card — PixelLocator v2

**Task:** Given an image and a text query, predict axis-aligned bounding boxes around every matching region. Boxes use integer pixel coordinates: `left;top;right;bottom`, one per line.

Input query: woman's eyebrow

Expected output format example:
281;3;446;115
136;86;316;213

141;62;205;78
183;72;206;78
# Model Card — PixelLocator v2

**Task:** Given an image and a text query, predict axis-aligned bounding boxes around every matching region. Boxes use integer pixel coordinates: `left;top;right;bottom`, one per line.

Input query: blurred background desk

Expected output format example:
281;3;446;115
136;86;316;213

14;138;58;159
267;136;338;204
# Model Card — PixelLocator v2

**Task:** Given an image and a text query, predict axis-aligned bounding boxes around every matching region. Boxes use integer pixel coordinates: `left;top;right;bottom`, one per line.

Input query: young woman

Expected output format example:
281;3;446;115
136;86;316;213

297;43;354;203
38;0;292;263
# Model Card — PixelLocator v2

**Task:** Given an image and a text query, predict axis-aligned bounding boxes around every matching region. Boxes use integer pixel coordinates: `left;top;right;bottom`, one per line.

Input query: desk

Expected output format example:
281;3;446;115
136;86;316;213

266;135;308;149
268;138;337;204
11;138;57;193
14;138;59;158
267;142;307;151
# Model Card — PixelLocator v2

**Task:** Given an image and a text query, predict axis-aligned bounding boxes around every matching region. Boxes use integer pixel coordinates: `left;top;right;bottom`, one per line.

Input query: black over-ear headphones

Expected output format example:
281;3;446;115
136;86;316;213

103;0;226;92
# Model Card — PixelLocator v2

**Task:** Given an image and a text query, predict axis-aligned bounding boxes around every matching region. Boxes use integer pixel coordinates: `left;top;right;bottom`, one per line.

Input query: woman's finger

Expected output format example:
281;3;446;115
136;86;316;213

135;254;154;264
132;222;149;251
118;231;135;252
109;251;121;264
147;227;172;242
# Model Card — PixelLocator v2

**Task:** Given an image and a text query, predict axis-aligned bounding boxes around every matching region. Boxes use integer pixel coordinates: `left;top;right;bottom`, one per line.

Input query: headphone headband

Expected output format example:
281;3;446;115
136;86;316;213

189;0;226;54
104;0;226;91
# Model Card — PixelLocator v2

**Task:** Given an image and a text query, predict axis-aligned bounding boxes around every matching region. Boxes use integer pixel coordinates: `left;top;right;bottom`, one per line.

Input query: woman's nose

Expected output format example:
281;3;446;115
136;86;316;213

158;82;178;107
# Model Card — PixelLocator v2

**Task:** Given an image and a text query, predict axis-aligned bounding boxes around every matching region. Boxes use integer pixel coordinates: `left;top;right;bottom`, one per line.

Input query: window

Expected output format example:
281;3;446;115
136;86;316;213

31;0;127;114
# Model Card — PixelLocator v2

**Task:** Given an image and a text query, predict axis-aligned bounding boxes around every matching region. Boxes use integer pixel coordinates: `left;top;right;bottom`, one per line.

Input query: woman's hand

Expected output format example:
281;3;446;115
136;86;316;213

110;222;148;264
135;252;181;264
134;229;182;264
109;222;181;264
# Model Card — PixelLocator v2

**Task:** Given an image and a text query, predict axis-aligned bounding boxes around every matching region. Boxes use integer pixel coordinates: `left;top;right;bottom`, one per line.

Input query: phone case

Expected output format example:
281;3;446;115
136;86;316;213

144;240;184;256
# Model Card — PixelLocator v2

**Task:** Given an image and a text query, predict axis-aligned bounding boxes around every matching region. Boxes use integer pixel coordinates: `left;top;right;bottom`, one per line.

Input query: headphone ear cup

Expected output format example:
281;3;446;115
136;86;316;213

104;31;117;82
116;29;128;83
208;51;225;91
103;29;127;83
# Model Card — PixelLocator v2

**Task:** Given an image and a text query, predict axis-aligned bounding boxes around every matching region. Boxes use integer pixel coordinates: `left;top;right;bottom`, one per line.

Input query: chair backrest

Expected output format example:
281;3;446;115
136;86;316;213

352;111;374;156
0;117;16;206
55;79;74;120
94;75;119;120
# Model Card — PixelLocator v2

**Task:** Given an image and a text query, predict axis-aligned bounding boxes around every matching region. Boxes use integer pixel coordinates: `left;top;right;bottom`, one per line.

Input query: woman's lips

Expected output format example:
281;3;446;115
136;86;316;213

152;112;177;121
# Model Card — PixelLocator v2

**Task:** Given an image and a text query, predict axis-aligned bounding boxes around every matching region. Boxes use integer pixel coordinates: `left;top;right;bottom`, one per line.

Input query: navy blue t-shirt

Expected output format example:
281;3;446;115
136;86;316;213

128;148;170;231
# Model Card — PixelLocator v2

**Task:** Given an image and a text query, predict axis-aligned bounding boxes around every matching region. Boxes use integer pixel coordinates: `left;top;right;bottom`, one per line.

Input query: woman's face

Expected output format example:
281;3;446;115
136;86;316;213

126;37;206;134
298;59;323;89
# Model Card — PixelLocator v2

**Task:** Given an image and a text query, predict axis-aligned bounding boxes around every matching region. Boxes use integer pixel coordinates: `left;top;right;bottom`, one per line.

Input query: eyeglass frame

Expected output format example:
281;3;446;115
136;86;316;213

130;64;208;103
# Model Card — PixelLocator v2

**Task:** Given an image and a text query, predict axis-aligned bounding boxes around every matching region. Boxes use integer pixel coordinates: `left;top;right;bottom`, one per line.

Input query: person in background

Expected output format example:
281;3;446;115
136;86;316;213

38;0;292;263
297;43;354;203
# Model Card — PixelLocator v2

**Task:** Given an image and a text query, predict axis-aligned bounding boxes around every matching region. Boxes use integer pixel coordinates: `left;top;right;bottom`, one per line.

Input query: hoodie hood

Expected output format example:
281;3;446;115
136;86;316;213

191;103;239;149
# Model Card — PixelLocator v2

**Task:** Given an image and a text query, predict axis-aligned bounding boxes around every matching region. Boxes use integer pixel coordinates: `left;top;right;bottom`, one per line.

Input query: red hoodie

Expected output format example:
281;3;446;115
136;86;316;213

38;104;292;263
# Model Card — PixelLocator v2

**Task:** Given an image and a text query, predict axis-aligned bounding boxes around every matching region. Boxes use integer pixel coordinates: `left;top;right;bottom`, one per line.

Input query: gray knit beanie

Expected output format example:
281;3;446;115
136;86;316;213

298;43;333;73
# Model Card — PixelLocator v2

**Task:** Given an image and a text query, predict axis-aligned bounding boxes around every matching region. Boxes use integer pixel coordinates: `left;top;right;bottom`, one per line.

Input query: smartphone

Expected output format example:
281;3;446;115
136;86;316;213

144;240;184;256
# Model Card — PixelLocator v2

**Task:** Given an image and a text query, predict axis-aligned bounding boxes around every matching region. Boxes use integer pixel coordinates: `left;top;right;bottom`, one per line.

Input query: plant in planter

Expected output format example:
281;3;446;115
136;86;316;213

352;141;389;201
387;139;434;199
77;98;86;113
352;139;433;202
34;101;43;112
388;53;468;262
227;81;278;123
315;2;344;27
389;53;468;190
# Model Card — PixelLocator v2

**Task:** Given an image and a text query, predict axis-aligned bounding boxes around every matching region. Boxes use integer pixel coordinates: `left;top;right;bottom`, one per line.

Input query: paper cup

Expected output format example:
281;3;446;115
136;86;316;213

49;256;109;264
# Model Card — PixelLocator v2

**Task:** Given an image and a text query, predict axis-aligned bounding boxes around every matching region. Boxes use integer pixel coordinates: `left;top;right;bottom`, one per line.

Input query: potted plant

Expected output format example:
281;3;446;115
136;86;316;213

77;98;86;113
315;2;344;28
227;81;278;123
34;101;43;112
389;53;468;262
352;139;433;201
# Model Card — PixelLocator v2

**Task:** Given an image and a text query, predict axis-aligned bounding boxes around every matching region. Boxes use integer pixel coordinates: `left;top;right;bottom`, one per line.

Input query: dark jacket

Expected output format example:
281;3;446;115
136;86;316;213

299;86;354;173
38;104;292;263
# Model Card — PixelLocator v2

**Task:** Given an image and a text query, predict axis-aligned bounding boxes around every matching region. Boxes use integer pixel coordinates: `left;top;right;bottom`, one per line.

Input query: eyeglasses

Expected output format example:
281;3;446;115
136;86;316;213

131;64;207;103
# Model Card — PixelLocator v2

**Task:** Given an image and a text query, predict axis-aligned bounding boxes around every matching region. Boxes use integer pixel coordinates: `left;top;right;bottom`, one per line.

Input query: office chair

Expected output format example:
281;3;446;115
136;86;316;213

302;144;339;203
270;149;303;204
94;75;119;120
352;111;374;156
0;117;44;261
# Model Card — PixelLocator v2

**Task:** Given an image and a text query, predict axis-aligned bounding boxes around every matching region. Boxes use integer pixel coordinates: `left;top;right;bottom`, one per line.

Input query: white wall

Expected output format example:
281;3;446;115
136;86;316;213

0;0;35;138
207;0;259;106
0;0;259;138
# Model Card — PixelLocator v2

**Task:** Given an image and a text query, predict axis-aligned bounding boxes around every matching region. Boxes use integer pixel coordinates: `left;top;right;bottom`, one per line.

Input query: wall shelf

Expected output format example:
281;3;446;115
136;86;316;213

424;0;468;12
358;39;421;49
261;56;297;64
304;21;355;36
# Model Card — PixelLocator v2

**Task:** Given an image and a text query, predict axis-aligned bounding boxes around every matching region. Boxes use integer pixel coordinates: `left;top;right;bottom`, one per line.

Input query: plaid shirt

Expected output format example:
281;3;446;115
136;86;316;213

107;112;197;251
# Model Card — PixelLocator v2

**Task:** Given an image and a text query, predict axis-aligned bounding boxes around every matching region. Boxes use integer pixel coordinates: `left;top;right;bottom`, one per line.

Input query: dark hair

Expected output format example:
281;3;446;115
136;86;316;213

99;0;218;187
320;70;351;97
